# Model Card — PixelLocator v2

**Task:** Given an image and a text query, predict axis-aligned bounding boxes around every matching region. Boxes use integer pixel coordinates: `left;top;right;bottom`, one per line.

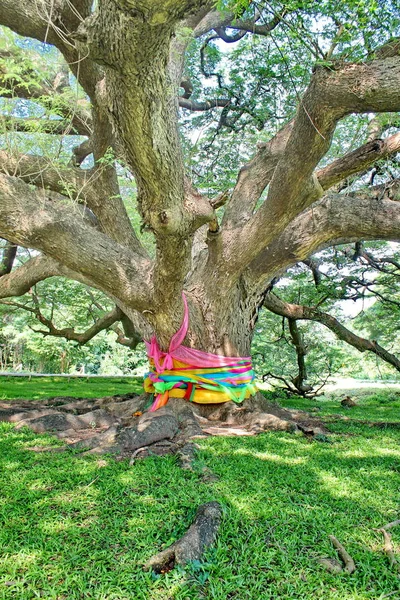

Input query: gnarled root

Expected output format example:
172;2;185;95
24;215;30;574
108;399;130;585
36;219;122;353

318;535;356;574
0;390;328;456
143;501;222;573
376;528;400;571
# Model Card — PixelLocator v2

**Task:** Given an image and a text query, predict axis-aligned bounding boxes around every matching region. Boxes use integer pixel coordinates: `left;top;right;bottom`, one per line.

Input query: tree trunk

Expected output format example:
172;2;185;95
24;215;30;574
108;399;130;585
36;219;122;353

0;290;327;457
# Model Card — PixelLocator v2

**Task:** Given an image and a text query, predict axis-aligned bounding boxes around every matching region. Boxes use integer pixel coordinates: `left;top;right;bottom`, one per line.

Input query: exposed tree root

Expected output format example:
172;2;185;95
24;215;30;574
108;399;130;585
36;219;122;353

376;528;400;571
0;391;328;457
318;535;356;574
316;558;343;574
143;502;222;573
380;519;400;531
177;441;200;471
328;535;356;574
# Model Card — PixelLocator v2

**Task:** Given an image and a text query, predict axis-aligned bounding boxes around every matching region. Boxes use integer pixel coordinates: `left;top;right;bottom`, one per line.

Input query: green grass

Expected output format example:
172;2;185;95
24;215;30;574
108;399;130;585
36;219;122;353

0;376;143;401
266;388;400;424
0;385;400;599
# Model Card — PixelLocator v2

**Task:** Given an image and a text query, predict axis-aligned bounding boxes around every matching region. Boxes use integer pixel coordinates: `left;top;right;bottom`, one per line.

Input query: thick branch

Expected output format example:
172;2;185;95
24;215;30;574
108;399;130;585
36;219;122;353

0;150;146;256
317;132;400;190
264;292;400;373
0;255;61;298
0;174;152;310
78;2;212;314
179;97;230;111
0;1;61;46
222;119;294;228
222;57;400;278
0;150;90;198
113;315;142;349
249;186;400;289
194;9;236;37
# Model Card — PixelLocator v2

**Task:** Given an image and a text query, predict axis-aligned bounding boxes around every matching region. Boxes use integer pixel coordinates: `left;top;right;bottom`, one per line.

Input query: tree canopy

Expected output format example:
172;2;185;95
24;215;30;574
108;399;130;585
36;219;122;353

0;0;400;387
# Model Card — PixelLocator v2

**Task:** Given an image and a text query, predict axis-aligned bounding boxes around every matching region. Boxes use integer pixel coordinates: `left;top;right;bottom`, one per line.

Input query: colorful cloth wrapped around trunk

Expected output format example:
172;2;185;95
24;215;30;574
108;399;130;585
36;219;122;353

144;294;257;411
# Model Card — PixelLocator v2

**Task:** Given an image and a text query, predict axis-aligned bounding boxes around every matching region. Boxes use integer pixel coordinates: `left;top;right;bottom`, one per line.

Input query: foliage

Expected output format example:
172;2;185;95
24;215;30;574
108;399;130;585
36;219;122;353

1;1;400;383
4;239;400;383
181;0;400;195
1;387;400;599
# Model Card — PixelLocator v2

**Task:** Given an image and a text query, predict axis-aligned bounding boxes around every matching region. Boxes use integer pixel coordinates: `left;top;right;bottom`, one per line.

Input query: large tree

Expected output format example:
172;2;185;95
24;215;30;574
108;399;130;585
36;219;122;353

1;0;400;438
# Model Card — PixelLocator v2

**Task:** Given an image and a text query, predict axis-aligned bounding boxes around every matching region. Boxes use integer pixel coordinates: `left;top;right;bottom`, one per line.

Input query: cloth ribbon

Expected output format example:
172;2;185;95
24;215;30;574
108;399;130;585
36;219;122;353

144;293;257;411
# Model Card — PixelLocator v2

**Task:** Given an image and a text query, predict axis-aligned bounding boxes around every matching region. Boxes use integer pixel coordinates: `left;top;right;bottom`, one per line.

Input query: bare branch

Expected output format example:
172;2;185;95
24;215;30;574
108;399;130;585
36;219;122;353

112;315;142;349
194;9;237;38
179;97;231;111
224;13;285;37
317;132;400;191
194;7;284;38
302;259;322;287
287;318;312;394
264;292;400;373
2;298;124;345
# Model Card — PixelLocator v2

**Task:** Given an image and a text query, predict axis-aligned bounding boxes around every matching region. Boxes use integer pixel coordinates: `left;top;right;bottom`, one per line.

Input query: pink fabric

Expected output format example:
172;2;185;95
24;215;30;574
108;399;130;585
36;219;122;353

145;293;251;372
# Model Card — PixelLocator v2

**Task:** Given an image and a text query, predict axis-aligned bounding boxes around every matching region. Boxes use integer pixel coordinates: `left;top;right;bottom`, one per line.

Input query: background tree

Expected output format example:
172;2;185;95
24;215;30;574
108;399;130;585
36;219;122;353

1;0;400;437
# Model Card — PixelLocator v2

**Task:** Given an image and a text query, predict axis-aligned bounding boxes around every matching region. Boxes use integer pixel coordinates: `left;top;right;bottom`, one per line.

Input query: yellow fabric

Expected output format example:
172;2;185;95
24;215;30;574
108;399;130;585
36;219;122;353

144;356;257;408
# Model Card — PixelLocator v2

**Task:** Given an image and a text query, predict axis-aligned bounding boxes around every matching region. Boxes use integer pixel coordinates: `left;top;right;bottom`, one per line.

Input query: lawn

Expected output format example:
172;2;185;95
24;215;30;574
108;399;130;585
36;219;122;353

0;376;142;401
0;382;399;599
270;386;400;424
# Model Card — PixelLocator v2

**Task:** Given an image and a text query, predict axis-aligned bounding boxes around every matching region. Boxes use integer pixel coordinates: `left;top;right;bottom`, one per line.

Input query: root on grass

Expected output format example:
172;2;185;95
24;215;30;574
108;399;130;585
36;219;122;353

318;535;356;574
143;501;222;573
0;392;328;457
376;528;400;571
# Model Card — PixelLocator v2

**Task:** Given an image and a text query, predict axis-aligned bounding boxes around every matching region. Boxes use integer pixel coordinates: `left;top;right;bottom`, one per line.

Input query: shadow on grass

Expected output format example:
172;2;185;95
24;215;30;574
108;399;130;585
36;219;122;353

0;421;399;599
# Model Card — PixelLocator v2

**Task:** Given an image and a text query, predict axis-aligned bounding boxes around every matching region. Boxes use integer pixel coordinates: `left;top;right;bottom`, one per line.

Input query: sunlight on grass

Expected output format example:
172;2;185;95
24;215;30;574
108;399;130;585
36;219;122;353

233;446;307;465
0;390;400;598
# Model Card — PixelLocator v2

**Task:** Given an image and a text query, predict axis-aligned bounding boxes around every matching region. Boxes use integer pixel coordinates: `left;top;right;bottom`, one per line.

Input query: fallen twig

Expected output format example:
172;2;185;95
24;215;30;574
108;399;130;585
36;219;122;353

83;476;99;488
316;557;343;574
381;591;400;598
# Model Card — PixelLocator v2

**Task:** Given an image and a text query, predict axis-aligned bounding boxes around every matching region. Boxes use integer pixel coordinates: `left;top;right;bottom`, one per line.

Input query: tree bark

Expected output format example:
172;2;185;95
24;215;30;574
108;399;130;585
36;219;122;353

0;241;17;276
287;318;312;394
